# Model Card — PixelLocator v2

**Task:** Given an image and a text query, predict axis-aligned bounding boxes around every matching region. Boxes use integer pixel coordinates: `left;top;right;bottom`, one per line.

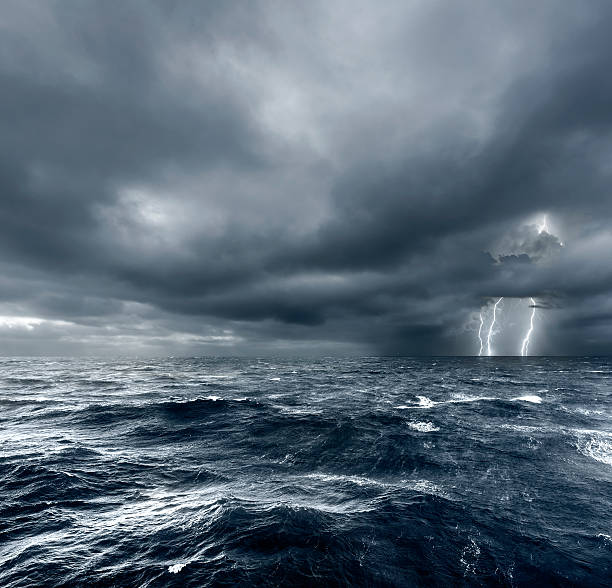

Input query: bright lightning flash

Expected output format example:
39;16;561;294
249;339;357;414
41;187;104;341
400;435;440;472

478;312;484;356
487;297;503;356
538;215;548;234
520;298;536;356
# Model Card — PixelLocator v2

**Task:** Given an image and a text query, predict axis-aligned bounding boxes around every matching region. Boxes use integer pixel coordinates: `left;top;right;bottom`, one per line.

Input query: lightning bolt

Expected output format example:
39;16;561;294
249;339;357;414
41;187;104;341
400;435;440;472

487;297;503;356
520;297;536;356
538;215;548;234
477;312;484;356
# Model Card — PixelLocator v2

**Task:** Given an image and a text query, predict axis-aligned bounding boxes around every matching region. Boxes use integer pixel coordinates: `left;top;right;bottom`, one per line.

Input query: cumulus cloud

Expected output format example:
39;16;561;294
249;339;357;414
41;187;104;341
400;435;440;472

495;223;564;263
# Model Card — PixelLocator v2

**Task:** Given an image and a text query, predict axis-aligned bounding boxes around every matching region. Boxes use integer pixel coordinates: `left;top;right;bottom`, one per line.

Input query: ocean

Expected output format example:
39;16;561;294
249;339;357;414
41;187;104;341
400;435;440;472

0;357;610;586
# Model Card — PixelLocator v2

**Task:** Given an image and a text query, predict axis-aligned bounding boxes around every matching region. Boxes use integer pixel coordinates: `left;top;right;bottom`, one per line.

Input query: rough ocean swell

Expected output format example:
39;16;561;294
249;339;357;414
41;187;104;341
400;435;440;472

0;357;611;587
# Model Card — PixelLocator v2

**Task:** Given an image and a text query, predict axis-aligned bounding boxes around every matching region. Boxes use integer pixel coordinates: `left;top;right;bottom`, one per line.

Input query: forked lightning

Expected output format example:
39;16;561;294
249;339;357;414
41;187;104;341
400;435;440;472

477;312;485;356
520;298;536;356
486;297;503;356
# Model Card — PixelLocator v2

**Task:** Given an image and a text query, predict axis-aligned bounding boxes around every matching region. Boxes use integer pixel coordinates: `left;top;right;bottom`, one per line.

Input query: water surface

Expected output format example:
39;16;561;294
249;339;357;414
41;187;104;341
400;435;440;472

1;357;610;586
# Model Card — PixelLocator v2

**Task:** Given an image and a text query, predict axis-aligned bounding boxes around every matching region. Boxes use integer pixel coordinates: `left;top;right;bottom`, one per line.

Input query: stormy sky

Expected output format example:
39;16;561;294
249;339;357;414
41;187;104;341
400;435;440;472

1;0;612;356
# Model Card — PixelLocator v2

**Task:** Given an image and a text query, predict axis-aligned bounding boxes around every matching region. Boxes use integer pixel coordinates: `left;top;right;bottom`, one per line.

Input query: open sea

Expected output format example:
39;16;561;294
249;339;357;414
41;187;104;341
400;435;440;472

0;357;610;587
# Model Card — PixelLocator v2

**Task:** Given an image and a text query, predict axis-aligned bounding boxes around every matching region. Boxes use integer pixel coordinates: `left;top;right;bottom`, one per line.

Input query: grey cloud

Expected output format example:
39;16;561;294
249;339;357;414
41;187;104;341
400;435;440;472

1;1;612;355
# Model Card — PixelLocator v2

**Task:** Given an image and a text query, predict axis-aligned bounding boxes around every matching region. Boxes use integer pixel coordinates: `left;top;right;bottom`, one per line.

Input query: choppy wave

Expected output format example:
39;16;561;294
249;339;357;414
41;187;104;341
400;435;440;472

575;431;612;466
0;356;611;586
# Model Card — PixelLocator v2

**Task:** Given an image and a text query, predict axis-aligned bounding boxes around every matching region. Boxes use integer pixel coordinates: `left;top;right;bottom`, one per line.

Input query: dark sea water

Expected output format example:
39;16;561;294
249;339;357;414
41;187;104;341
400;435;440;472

0;357;611;587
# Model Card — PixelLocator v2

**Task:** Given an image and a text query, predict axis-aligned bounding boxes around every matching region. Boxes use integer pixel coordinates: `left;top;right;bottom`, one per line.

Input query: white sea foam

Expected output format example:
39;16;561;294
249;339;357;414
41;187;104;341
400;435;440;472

451;393;542;404
499;424;541;434
576;434;612;466
597;533;612;544
566;406;604;417
304;473;444;497
512;395;542;404
168;562;187;574
460;538;480;576
408;421;440;432
305;472;389;487
403;479;444;496
398;394;545;409
450;395;495;404
270;377;281;381
394;396;436;409
181;395;224;403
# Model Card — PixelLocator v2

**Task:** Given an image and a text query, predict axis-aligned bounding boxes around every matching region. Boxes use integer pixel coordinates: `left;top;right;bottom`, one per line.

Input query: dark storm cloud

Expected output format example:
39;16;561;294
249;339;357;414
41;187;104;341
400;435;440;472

1;0;612;355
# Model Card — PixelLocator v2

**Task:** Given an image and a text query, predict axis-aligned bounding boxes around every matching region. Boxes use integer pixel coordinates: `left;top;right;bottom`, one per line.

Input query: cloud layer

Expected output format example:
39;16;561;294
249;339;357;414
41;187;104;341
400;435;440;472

1;0;612;355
